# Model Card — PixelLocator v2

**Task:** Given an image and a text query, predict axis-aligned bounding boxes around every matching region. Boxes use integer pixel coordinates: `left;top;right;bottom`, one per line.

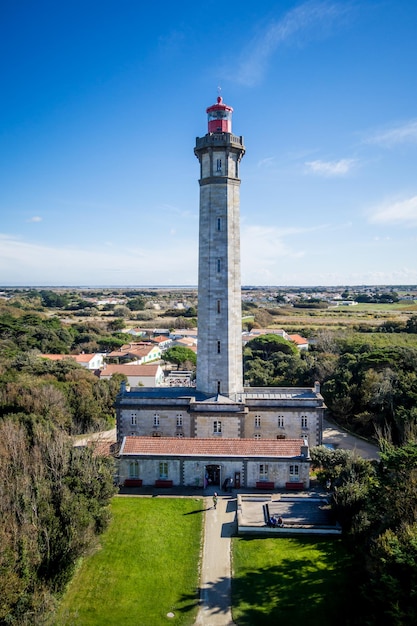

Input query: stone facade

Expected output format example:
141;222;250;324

115;99;326;485
118;436;311;489
194;131;245;396
115;384;325;446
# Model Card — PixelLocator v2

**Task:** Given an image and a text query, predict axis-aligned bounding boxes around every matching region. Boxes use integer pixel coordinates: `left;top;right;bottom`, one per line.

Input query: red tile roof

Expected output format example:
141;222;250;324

288;334;308;345
40;353;98;363
121;437;305;458
100;364;160;377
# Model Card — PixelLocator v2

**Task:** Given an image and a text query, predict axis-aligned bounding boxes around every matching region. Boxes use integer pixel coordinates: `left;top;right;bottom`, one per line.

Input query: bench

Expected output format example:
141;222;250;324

123;479;143;487
285;482;304;491
256;481;275;490
155;479;173;488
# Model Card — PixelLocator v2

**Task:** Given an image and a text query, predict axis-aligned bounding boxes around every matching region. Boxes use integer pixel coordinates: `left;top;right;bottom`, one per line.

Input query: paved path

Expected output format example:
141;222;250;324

193;422;378;625
195;495;237;626
322;417;379;459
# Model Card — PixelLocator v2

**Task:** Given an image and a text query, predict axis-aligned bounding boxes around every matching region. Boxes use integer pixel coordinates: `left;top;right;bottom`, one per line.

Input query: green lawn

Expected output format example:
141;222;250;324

232;536;353;626
56;497;203;626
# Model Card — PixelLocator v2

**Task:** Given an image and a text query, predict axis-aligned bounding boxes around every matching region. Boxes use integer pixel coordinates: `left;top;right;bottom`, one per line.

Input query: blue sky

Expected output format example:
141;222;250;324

1;0;417;287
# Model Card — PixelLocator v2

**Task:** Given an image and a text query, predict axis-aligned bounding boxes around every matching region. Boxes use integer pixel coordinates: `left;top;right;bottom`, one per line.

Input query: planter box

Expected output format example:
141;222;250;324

256;481;275;490
155;479;173;488
285;482;304;491
124;479;143;487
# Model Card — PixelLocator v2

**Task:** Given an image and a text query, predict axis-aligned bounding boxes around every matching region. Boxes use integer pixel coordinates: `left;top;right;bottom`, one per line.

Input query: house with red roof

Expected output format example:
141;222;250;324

106;342;161;364
98;363;164;387
288;334;309;350
40;353;104;370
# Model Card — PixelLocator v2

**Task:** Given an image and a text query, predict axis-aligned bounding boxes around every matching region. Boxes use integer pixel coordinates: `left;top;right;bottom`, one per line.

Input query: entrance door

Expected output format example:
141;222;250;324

205;464;221;487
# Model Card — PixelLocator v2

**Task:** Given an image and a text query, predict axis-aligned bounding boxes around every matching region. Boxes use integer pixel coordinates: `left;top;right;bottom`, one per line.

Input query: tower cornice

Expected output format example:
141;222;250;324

194;132;245;157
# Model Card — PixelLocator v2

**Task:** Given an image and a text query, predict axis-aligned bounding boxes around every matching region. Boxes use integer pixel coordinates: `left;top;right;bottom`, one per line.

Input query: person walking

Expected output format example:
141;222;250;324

212;492;218;509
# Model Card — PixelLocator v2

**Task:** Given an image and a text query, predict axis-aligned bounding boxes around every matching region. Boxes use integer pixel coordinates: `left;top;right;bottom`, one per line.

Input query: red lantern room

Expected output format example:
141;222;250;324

206;96;233;134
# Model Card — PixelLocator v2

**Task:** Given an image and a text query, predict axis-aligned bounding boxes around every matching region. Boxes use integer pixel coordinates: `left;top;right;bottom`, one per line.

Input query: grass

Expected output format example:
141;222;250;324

56;497;203;626
232;536;353;626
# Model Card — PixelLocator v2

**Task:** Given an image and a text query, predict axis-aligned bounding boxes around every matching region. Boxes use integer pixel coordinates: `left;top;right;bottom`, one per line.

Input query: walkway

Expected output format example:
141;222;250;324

322;417;379;459
195;494;237;626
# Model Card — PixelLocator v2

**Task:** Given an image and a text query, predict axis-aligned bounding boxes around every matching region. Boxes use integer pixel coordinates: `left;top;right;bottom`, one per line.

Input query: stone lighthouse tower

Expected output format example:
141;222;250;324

194;96;246;396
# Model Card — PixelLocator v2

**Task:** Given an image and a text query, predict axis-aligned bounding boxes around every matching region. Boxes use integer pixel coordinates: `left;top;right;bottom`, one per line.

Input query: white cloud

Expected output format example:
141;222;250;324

231;1;349;86
305;158;356;176
257;157;276;169
369;195;417;227
0;234;198;286
365;120;417;147
27;216;42;223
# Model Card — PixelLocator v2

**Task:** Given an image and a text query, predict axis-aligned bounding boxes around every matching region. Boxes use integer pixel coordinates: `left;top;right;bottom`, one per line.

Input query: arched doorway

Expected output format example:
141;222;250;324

205;464;221;487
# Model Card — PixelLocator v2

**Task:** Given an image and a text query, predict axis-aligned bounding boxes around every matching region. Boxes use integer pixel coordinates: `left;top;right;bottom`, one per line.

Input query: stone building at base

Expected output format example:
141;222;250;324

119;436;310;490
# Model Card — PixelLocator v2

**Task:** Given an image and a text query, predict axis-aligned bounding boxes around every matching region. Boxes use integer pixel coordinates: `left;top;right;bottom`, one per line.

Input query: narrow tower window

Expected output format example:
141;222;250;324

216;158;222;172
217;217;221;231
217;340;221;354
217;300;221;314
217;381;221;394
217;259;221;272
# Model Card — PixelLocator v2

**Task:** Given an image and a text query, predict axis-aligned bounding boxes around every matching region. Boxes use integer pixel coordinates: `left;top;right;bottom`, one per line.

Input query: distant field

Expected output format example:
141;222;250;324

232;536;353;626
266;301;417;331
56;497;203;626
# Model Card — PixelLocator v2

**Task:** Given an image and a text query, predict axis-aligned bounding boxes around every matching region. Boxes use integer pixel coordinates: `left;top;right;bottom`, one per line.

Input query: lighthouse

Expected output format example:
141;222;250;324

194;97;246;397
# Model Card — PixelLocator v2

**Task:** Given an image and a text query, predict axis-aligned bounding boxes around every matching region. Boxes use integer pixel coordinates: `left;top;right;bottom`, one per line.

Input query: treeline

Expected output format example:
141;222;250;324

244;321;417;445
0;310;133;356
0;419;115;624
311;443;417;625
0;309;121;623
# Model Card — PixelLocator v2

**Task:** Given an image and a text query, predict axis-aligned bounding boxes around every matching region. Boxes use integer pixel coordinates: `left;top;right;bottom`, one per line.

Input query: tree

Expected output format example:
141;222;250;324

406;315;417;334
245;334;298;359
126;297;145;311
163;346;196;369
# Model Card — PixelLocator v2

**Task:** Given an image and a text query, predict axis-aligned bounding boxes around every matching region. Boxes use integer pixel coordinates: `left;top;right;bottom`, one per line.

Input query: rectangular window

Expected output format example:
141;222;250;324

131;412;137;426
217;217;221;231
129;461;139;478
217;299;221;314
217;340;221;354
217;381;221;394
254;433;261;439
176;414;183;427
153;413;160;427
259;464;269;480
255;416;261;428
277;416;284;428
290;465;299;476
217;258;221;272
301;416;308;429
216;158;222;172
159;462;168;479
213;420;222;434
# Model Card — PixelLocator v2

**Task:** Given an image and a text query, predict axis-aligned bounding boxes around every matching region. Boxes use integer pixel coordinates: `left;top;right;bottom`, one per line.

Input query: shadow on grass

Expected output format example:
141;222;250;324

231;537;355;626
183;507;210;515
